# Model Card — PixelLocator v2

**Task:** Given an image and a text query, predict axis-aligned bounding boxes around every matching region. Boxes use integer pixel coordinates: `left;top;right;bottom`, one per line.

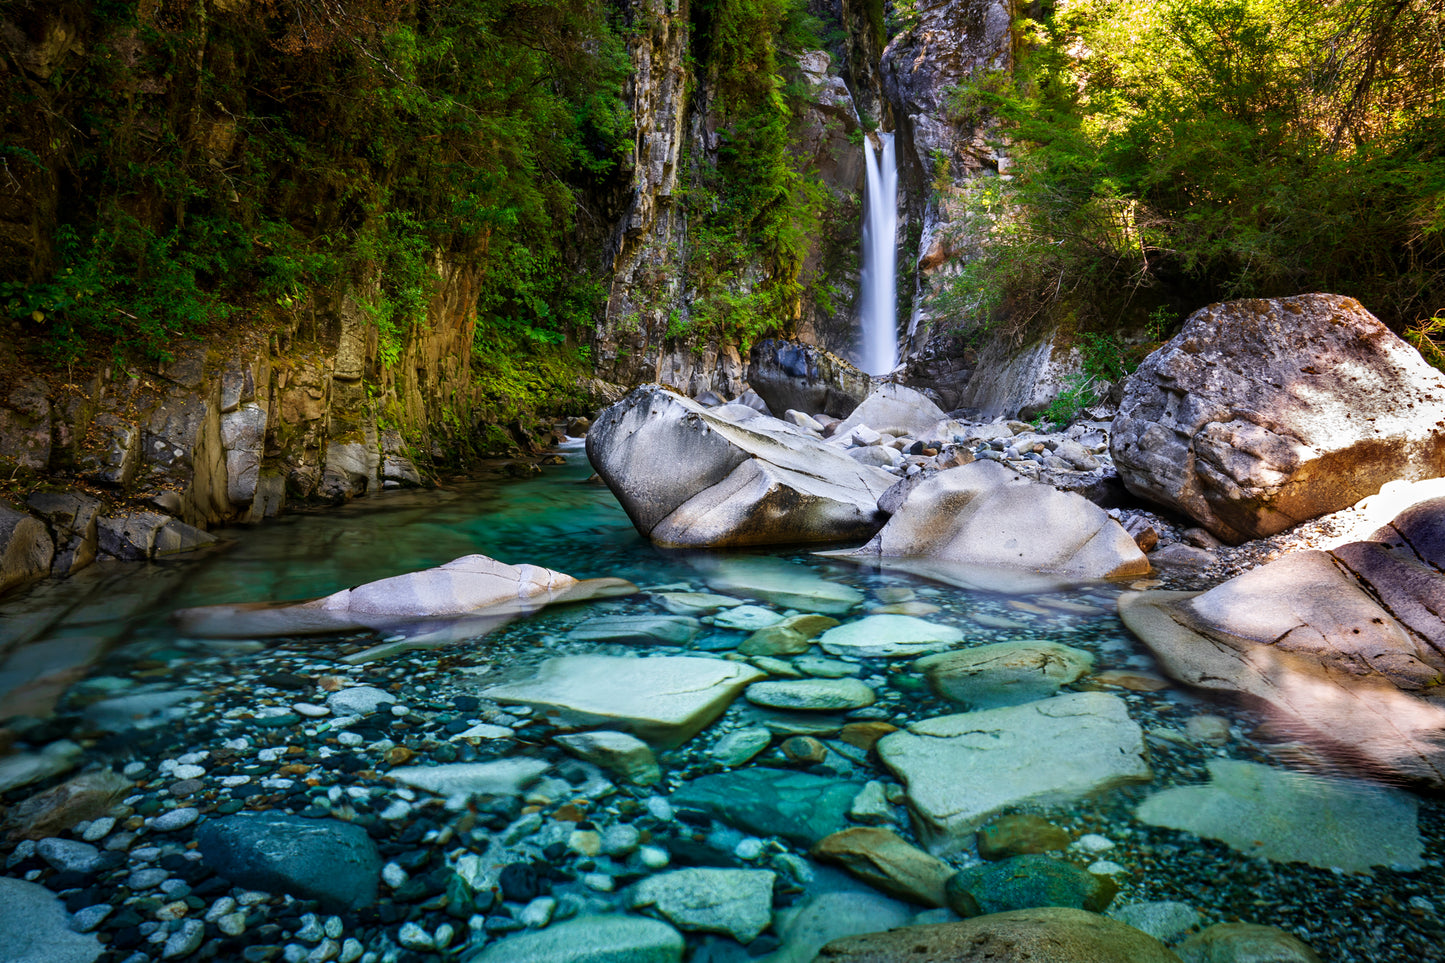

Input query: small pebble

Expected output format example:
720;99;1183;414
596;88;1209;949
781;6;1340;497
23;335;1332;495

151;808;199;832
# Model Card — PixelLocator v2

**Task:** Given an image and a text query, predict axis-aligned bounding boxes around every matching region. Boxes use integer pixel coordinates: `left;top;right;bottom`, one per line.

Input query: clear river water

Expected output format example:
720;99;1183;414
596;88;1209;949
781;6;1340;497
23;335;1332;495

1;441;1442;962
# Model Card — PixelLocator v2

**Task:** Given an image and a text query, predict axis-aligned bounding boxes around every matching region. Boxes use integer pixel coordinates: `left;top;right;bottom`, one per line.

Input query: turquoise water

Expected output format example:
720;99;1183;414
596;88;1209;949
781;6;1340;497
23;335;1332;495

1;441;1442;960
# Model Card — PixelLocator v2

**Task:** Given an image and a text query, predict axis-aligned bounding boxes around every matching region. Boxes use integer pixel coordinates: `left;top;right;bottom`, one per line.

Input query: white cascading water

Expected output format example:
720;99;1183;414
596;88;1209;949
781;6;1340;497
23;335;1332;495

857;131;899;375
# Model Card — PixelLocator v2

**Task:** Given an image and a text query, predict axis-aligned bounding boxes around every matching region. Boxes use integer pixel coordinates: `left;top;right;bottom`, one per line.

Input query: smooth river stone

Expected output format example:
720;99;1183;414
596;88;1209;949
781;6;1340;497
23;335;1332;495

566;615;701;646
914;640;1095;708
652;592;744;616
712;605;785;631
670;768;862;847
470;914;683;963
877;693;1152;853
0;877;102;963
389;759;551;801
745;678;876;711
630;868;777;943
818;615;963;658
701;557;864;615
482;655;764;747
1135;758;1422;872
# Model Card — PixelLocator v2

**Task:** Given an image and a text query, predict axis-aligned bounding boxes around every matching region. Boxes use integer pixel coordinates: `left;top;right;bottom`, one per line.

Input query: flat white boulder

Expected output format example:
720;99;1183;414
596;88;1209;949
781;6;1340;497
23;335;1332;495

825;461;1150;581
482;655;765;747
1136;759;1421;872
586;385;894;548
877;692;1152;853
818;614;964;658
173;554;636;638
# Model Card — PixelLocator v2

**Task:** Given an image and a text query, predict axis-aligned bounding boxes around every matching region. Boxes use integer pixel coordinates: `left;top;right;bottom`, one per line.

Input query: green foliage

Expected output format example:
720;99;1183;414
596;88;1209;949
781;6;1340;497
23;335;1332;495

950;0;1445;331
1404;313;1445;372
1037;373;1100;430
683;0;829;350
1;0;631;370
1077;331;1130;382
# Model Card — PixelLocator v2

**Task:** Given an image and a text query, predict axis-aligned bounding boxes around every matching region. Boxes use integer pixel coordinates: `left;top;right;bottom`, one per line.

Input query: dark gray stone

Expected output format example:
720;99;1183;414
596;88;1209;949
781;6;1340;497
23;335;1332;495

196;812;382;911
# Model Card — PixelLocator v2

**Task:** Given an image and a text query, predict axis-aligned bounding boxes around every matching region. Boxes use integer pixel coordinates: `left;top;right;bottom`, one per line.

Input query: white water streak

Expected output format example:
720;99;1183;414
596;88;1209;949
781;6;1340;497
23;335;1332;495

858;132;899;376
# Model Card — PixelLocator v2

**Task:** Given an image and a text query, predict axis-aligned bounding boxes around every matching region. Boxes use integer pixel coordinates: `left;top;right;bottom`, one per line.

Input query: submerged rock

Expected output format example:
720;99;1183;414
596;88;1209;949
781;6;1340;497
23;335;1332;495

0;877;103;963
946;854;1118;915
196;812;382;911
586;385;893;548
915;641;1095;708
555;730;662;786
877;693;1151;853
745;678;876;711
1135;759;1421;872
466;914;684;963
1112;294;1445;543
670;768;862;847
1173;922;1322;963
824;460;1150;580
630;868;776;942
817;614;963;658
815;908;1181;963
811;827;955;907
482;654;764;747
699;556;864;614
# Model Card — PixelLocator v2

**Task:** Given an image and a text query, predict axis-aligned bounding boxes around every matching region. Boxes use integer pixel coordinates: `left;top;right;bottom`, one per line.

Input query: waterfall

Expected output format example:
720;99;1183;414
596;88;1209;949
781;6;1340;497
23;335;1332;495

858;131;899;376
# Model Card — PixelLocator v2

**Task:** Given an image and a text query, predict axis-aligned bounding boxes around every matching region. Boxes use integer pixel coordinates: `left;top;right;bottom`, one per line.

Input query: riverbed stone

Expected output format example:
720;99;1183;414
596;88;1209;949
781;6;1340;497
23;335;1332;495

818;614;963;658
745;678;876;711
824;460;1150;580
877;693;1152;853
326;686;395;716
670;768;862;847
814;908;1182;963
555;730;661;786
700;556;864;614
2;768;131;840
482;654;764;747
0;741;83;794
738;624;812;656
653;592;743;616
1174;922;1323;963
389;759;552;802
587;385;894;548
914;641;1095;708
710;728;773;767
1107;902;1202;944
1111;294;1445;543
712;604;785;631
630;868;776;942
811;827;954;907
0;877;103;963
946;854;1118;915
196;812;382;911
976;815;1072;860
768;890;912;963
467;914;684;963
567;615;701;646
1134;758;1422;872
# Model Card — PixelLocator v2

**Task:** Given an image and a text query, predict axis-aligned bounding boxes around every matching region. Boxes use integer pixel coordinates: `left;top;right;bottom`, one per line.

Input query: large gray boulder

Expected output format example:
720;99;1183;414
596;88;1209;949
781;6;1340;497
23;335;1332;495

747;339;872;419
830;382;948;440
1119;487;1445;785
1112;295;1445;543
586;385;894;548
824;460;1150;581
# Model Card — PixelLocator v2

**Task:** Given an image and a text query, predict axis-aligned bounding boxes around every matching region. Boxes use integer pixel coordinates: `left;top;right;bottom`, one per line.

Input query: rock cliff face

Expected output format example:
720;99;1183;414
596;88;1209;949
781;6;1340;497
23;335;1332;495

593;1;870;396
